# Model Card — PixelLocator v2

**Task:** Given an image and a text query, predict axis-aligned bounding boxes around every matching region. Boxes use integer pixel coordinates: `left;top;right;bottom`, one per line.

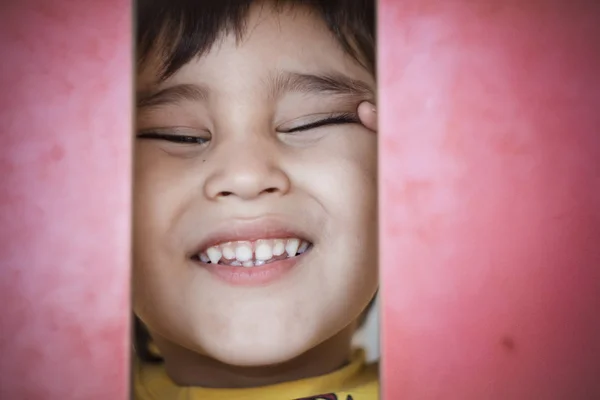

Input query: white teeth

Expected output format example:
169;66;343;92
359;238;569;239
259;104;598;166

298;241;309;254
285;238;300;257
222;245;235;260
206;247;222;264
272;240;285;256
235;243;253;262
199;237;311;267
255;241;273;261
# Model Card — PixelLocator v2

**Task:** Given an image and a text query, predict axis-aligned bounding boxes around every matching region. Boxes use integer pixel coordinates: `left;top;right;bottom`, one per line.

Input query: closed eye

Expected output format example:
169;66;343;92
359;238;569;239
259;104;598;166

136;132;209;144
286;113;360;133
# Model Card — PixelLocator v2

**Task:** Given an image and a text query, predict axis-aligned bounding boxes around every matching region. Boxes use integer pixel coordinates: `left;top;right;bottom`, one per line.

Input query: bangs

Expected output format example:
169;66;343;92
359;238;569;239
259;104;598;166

137;0;375;81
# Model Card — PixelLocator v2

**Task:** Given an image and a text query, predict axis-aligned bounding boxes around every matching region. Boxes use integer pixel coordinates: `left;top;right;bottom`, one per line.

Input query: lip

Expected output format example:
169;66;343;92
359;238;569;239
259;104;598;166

188;216;313;286
188;216;313;256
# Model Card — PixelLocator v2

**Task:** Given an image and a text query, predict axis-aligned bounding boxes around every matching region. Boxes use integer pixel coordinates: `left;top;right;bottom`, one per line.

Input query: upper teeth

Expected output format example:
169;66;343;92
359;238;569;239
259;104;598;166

198;238;310;267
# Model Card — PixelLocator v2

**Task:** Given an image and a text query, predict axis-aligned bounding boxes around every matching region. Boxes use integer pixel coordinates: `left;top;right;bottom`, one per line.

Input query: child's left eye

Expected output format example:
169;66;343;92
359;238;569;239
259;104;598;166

284;113;360;133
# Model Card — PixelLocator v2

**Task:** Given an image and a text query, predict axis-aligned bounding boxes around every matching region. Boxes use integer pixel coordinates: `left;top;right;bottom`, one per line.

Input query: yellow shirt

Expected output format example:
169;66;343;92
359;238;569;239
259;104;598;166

134;349;379;400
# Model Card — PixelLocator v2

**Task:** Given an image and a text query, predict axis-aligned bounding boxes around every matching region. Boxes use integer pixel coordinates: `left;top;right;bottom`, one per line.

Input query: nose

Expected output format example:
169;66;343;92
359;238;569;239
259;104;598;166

204;138;291;201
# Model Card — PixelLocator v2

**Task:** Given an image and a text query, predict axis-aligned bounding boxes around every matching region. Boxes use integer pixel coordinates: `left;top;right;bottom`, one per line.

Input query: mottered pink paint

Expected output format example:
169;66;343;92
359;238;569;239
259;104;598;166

379;1;600;399
0;1;132;399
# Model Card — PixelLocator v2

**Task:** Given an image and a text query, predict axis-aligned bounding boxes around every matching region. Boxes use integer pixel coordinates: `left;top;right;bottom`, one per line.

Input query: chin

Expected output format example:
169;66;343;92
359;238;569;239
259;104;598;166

196;322;322;367
206;338;311;367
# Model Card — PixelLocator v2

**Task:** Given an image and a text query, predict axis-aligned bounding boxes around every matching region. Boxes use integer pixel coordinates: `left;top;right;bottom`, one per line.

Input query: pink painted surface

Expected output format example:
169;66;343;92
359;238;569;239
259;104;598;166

379;1;600;399
0;1;132;399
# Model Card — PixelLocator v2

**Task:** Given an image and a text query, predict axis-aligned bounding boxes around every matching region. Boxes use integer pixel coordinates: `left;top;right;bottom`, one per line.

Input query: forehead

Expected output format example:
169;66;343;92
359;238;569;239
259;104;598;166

137;4;374;96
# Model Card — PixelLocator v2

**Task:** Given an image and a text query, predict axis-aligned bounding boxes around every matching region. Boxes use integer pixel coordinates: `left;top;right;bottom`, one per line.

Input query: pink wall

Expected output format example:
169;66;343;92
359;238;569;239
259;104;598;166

379;1;600;399
0;1;132;399
3;1;600;399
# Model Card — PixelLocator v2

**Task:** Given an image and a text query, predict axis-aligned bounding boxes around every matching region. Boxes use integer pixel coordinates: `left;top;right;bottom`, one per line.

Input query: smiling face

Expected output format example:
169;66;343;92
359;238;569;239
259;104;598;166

134;4;378;369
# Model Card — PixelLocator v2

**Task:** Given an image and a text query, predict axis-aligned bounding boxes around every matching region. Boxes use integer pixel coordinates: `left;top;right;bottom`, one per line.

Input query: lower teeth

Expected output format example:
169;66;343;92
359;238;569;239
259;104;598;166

221;254;289;267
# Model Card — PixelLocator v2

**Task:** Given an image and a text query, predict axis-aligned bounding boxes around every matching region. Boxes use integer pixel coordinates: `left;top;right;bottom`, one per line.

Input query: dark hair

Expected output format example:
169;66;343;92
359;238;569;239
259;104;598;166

134;0;376;363
137;0;376;81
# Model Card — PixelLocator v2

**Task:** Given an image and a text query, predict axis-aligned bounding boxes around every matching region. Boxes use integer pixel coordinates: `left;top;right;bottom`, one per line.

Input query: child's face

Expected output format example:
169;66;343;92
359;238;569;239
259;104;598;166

134;5;377;366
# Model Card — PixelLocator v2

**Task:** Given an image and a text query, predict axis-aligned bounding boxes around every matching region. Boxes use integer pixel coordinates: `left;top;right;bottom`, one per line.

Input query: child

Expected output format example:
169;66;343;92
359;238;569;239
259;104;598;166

133;0;378;398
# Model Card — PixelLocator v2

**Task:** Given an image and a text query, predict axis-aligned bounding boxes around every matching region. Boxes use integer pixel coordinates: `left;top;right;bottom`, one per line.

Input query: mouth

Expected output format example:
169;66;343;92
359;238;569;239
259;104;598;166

192;238;313;268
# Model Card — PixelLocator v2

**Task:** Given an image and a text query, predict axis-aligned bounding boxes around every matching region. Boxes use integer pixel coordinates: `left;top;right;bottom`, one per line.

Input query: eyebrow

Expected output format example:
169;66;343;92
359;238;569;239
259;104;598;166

136;83;209;109
268;71;373;100
136;71;373;109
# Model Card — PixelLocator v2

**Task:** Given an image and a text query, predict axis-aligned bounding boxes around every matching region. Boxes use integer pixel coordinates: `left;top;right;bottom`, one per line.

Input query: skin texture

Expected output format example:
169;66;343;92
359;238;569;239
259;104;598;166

134;4;378;388
0;1;131;399
379;1;600;399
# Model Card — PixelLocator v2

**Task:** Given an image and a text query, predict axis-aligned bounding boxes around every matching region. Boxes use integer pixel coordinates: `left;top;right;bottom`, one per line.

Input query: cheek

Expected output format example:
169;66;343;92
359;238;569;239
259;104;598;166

133;148;197;235
132;152;199;305
292;132;378;276
306;132;377;224
133;154;168;242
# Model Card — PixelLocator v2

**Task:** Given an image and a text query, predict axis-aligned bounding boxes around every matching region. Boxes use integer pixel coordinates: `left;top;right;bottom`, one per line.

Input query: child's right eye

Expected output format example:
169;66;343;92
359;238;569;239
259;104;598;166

136;132;210;145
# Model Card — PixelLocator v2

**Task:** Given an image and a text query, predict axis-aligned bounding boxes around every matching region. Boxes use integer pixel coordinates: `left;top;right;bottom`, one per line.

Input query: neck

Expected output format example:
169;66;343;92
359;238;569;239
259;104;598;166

150;324;356;389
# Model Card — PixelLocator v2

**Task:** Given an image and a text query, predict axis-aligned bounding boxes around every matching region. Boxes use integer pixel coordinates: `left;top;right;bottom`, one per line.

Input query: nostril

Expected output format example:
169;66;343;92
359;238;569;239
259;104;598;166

214;187;280;199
